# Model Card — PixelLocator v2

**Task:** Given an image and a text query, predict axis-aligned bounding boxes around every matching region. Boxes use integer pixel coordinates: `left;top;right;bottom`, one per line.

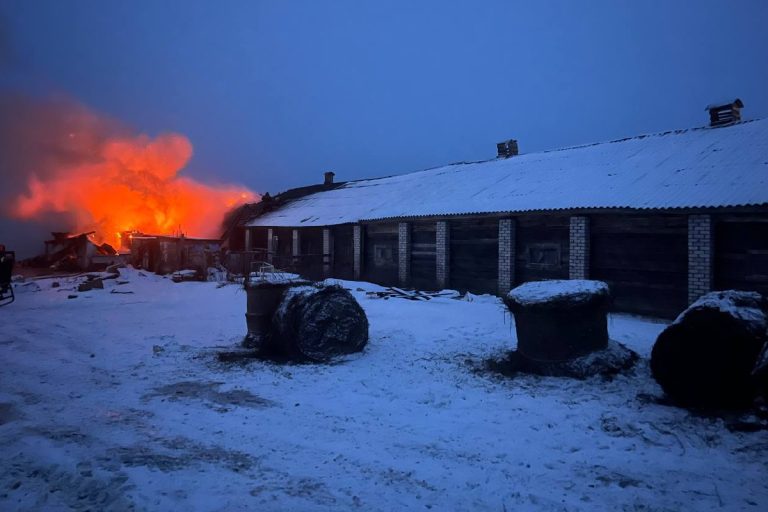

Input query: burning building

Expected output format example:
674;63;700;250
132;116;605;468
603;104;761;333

1;95;257;271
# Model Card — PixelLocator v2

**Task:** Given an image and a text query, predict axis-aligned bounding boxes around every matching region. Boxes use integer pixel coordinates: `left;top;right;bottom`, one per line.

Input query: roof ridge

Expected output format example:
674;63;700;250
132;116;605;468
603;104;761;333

338;117;765;187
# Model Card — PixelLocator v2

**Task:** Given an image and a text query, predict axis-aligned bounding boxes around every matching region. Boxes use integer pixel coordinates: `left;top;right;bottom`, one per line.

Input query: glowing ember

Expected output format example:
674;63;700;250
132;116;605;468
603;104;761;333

5;98;258;246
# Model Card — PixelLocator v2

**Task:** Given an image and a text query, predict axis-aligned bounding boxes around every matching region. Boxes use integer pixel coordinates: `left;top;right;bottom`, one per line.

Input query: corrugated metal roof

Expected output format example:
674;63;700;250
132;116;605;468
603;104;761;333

247;119;768;227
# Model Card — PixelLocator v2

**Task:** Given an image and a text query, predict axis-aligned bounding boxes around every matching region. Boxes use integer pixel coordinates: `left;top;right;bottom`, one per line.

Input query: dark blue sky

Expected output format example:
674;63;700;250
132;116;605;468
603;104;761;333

2;0;767;194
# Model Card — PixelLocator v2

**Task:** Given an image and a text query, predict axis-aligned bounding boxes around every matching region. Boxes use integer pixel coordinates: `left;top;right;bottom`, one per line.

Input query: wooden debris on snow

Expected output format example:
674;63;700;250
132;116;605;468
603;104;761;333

365;287;460;301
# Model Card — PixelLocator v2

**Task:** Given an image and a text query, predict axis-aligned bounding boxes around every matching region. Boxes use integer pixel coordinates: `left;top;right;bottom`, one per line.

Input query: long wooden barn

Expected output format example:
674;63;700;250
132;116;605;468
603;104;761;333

229;109;768;318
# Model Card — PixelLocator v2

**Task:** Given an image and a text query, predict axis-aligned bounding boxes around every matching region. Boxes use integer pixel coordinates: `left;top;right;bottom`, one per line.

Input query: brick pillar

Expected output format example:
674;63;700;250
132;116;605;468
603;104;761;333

322;228;332;278
353;224;362;280
436;221;450;289
569;216;590;280
688;214;713;304
397;222;411;286
244;228;252;251
266;228;274;264
292;229;300;267
498;218;516;295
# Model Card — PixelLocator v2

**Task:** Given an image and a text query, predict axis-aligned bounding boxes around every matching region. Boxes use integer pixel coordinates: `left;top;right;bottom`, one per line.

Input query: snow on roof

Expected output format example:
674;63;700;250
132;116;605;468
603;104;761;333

248;119;768;227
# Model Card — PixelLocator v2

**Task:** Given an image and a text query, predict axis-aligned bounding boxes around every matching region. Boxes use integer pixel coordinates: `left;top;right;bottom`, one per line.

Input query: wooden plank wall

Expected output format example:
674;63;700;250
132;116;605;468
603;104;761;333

411;222;437;290
299;228;323;255
591;215;687;318
250;228;268;250
449;218;498;294
229;227;246;251
363;223;399;286
714;216;768;296
272;227;294;269
515;215;570;284
298;227;324;280
332;225;355;280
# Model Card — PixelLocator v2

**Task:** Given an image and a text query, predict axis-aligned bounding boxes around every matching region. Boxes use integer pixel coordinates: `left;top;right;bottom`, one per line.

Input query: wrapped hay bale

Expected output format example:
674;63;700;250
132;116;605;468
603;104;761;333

650;290;768;409
267;284;369;362
505;280;610;362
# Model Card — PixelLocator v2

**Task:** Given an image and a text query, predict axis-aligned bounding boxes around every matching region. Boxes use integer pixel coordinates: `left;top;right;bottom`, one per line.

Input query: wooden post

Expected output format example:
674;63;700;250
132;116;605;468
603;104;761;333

353;224;362;280
266;228;274;264
292;229;301;268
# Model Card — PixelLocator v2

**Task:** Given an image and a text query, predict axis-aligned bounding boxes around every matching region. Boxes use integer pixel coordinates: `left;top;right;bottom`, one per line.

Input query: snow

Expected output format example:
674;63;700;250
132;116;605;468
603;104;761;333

248;271;304;285
248;118;768;227
1;269;767;511
674;290;767;334
273;285;318;318
507;279;609;306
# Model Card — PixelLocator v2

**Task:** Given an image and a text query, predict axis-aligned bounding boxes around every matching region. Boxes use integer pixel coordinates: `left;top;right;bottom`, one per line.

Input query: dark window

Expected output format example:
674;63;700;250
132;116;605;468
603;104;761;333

526;243;561;269
374;245;395;266
748;250;768;281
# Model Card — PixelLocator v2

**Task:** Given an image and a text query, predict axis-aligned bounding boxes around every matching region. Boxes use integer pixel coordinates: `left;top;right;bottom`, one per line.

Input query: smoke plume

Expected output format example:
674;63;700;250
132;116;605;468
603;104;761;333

0;94;258;255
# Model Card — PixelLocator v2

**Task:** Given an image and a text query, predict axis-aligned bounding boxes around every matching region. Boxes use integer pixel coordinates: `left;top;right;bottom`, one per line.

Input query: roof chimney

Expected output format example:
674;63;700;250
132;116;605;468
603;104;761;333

497;139;519;158
324;171;335;185
707;98;743;127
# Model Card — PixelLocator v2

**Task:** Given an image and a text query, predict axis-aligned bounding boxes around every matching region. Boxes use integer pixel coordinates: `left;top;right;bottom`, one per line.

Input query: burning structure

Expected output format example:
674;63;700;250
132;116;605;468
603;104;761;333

30;231;122;271
1;95;257;272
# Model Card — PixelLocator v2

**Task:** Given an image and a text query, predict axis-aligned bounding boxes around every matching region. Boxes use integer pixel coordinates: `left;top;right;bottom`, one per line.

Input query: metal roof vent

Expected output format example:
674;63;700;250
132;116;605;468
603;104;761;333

707;98;743;127
324;171;335;185
496;139;519;158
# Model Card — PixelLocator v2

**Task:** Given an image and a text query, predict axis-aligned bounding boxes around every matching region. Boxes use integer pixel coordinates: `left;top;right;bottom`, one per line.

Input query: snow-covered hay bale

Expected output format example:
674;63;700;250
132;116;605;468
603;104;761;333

267;284;369;362
650;290;768;410
505;280;610;363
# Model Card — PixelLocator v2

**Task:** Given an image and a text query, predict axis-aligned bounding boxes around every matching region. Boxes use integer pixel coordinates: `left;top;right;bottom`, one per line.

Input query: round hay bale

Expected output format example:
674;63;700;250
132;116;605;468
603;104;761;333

505;280;610;363
267;284;369;362
650;290;768;410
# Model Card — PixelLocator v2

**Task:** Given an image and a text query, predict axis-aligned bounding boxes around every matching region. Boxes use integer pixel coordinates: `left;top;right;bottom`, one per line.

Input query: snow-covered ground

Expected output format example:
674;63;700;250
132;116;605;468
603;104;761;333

1;268;766;511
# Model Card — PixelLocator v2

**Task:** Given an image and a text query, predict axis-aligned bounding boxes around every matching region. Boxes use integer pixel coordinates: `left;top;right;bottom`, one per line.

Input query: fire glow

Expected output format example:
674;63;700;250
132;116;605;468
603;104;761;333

10;114;258;247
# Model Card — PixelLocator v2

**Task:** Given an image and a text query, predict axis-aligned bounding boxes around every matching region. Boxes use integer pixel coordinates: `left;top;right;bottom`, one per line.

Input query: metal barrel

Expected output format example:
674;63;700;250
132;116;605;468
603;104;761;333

243;279;309;348
244;282;293;347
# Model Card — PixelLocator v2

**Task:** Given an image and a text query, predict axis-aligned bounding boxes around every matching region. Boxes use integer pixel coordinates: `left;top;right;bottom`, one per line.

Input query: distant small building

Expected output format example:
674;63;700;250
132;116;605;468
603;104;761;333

229;110;768;318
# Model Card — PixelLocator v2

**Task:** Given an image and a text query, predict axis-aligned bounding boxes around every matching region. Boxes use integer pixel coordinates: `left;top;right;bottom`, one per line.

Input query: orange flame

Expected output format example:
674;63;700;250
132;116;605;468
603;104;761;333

12;130;258;246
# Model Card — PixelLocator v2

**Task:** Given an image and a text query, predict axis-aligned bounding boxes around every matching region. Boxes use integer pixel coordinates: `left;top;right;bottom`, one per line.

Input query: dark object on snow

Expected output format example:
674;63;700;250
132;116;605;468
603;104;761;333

77;279;104;292
754;344;768;402
0;250;15;307
243;277;309;349
365;287;460;301
651;290;768;410
505;280;610;363
488;340;638;380
266;284;369;362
